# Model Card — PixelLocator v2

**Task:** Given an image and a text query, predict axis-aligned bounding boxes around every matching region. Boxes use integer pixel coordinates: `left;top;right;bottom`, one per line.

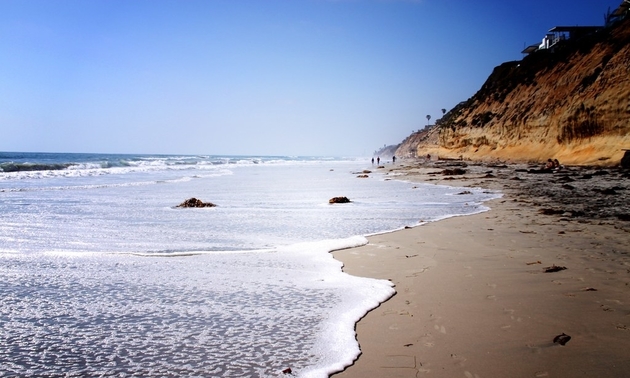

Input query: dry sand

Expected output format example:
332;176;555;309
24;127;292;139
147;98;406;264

332;160;630;378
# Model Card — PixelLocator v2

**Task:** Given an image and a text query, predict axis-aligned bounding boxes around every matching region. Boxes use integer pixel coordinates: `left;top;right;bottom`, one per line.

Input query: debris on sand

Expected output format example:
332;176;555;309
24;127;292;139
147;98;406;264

543;265;567;273
553;333;571;346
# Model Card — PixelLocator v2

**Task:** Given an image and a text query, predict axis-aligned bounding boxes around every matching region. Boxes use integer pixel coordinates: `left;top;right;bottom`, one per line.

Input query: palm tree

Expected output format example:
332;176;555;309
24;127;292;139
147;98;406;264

426;114;431;126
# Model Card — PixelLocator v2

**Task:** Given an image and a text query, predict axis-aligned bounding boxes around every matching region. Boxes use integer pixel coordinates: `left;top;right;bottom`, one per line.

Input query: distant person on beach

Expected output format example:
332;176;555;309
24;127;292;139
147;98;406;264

392;155;396;164
543;159;554;171
553;159;562;170
371;157;374;165
426;154;431;161
377;157;380;165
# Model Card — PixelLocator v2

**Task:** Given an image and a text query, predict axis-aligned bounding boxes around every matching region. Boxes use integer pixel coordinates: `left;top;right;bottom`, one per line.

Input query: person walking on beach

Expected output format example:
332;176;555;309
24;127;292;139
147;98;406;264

392;155;396;164
377;156;380;165
371;157;374;165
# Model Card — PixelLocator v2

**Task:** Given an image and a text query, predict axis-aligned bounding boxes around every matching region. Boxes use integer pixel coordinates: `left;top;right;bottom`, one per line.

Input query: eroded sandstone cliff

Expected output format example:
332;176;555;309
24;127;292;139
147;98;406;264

402;14;630;166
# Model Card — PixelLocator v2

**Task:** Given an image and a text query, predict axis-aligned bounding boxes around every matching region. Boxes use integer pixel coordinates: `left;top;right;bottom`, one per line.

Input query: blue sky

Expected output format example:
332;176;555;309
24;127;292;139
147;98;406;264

0;0;620;156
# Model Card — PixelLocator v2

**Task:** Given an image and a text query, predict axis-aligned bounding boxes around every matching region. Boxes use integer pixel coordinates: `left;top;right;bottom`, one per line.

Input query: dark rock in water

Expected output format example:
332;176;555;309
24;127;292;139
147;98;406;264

176;198;216;208
562;184;575;190
329;196;351;204
553;333;571;346
357;174;369;178
456;190;473;195
621;150;630;169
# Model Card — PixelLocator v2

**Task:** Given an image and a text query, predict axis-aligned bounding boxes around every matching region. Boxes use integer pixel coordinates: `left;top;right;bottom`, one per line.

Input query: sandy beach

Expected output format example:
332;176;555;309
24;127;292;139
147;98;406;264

333;160;630;377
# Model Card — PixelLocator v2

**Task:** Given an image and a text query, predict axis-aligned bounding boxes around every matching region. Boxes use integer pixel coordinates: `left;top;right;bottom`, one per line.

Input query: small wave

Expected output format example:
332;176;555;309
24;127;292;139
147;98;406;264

0;153;362;182
0;162;75;172
124;248;277;257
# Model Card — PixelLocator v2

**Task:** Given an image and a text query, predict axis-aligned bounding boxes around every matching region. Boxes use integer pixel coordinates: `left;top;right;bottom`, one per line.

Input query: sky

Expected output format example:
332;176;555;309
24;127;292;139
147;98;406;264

0;0;621;156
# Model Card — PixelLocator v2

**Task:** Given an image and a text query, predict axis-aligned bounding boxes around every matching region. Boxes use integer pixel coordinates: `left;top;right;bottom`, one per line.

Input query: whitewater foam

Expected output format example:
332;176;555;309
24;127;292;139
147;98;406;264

0;152;500;377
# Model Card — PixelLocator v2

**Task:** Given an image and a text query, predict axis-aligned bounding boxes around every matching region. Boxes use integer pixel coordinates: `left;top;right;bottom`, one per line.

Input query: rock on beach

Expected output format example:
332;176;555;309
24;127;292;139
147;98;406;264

329;196;351;204
176;198;216;208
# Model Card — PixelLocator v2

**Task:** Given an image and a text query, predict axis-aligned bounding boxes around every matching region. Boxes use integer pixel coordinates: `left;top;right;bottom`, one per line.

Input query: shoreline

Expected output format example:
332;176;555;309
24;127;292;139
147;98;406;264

332;160;630;377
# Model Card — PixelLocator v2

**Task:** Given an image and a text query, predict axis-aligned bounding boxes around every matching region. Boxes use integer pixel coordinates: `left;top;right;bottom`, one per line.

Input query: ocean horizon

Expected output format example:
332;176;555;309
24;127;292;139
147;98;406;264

0;151;499;377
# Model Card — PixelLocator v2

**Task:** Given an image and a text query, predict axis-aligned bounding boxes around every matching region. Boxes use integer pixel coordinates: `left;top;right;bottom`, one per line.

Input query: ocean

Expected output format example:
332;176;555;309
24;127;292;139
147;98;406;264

0;152;498;377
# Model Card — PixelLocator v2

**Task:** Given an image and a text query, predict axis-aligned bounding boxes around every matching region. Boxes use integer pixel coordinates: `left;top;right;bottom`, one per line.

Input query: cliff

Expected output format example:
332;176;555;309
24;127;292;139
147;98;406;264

401;13;630;166
373;144;400;158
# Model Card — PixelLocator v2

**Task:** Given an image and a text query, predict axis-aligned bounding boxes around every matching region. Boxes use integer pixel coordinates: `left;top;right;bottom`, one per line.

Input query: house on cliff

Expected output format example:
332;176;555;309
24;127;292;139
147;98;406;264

608;0;630;26
522;1;629;55
522;26;603;55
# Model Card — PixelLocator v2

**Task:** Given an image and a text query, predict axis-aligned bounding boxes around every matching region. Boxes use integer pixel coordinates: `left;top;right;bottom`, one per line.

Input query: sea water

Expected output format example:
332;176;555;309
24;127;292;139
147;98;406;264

0;152;498;377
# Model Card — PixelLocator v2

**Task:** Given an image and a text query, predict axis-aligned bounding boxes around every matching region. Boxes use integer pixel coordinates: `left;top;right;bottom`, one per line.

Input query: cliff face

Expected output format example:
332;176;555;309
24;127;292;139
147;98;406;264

405;16;630;166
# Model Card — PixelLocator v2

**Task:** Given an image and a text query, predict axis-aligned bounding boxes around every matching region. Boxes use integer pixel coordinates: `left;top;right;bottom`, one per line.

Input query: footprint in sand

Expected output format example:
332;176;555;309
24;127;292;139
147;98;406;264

526;343;543;354
535;371;549;377
419;333;435;348
406;268;430;277
451;353;467;367
504;308;520;321
487;283;497;289
486;295;497;300
434;324;446;334
464;371;481;378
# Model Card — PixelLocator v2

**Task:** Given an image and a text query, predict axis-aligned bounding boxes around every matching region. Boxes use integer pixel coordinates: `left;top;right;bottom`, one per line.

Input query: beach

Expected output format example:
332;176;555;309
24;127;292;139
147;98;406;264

333;160;630;377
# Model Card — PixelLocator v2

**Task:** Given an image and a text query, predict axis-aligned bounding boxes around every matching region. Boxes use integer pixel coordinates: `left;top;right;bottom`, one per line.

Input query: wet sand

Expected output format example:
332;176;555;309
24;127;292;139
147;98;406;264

332;160;630;377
